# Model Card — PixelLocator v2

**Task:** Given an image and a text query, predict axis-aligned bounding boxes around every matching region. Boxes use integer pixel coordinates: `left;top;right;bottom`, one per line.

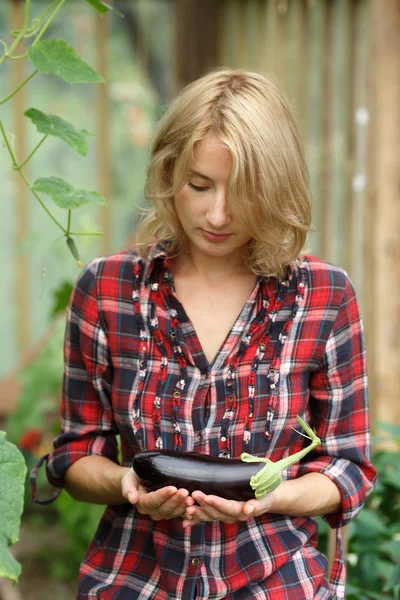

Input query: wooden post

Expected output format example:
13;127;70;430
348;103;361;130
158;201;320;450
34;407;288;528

365;0;400;427
95;8;111;255
174;0;221;91
12;0;29;354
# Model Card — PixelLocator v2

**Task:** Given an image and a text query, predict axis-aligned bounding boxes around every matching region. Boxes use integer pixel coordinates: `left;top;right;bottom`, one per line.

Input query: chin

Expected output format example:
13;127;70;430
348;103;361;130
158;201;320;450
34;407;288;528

198;240;239;257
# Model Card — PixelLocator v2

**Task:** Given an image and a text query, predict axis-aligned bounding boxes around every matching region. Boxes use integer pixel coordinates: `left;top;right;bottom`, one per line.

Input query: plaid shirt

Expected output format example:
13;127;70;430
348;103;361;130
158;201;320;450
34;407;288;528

31;244;376;600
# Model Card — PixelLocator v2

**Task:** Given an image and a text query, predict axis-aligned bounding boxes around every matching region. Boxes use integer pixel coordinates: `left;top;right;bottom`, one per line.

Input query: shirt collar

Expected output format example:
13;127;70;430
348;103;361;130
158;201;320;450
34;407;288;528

145;242;173;286
143;241;297;286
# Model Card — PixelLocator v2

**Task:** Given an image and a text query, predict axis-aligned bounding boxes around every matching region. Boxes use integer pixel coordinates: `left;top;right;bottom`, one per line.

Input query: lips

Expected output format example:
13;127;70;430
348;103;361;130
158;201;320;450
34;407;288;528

201;230;231;242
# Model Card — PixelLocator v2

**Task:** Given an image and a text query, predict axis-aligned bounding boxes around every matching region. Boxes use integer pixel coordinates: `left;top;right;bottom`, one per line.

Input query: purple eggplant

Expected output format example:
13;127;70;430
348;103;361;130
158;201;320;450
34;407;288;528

132;450;265;501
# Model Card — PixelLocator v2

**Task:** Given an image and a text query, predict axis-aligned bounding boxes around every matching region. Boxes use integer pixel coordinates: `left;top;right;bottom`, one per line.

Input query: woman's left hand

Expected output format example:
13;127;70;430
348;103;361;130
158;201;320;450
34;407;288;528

182;490;275;528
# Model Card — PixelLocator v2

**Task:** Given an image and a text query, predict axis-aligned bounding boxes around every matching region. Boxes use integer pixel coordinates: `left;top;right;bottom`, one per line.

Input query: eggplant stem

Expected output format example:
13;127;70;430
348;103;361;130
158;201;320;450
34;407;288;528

240;415;321;499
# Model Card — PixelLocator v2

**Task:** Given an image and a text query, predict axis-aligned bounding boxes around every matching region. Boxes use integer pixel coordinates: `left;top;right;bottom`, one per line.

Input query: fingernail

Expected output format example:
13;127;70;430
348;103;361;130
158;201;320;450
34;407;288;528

247;505;254;515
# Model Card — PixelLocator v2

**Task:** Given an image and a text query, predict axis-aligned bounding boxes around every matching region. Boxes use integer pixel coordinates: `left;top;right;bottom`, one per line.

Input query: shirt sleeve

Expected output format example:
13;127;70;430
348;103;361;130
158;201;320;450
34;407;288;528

45;258;119;489
294;272;377;528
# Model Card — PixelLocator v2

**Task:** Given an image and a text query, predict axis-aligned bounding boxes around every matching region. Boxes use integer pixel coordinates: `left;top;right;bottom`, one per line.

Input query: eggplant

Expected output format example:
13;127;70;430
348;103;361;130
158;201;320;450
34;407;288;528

132;418;322;501
132;450;265;501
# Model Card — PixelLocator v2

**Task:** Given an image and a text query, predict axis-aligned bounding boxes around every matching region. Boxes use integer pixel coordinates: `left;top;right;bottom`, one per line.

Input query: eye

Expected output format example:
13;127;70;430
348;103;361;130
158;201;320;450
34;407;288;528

188;182;209;192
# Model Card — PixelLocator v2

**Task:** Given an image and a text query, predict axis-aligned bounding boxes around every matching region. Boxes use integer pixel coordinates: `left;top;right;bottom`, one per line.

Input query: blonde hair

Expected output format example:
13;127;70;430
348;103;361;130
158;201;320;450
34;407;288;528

136;68;312;277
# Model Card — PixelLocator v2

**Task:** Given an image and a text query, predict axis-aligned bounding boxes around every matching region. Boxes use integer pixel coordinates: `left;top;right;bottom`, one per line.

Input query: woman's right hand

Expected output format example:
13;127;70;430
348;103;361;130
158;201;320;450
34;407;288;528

121;467;194;521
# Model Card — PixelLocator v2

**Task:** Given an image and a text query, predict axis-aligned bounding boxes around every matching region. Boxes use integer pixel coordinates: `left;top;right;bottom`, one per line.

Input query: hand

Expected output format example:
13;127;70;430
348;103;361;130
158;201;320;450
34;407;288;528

182;490;275;528
121;468;194;521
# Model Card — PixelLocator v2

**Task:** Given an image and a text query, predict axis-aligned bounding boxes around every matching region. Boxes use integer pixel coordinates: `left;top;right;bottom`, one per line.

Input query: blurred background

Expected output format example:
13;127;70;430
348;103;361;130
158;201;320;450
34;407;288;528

0;0;399;598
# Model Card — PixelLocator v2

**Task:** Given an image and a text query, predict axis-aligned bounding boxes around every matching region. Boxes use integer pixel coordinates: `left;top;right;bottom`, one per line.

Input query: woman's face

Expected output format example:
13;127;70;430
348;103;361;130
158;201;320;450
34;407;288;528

173;134;252;263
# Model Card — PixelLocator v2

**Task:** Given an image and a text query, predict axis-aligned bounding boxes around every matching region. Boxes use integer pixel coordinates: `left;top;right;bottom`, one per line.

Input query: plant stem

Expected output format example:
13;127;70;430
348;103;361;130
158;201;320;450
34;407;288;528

67;210;71;236
0;69;38;105
69;231;104;236
22;171;67;233
0;39;8;61
6;0;61;59
41;232;66;266
0;0;31;65
31;0;61;31
0;119;66;234
31;0;68;47
13;135;48;171
23;0;31;30
0;119;19;169
21;172;67;233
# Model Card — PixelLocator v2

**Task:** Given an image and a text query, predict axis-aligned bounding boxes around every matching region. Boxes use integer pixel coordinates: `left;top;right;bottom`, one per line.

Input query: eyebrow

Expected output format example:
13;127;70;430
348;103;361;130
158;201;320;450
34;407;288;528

188;170;213;182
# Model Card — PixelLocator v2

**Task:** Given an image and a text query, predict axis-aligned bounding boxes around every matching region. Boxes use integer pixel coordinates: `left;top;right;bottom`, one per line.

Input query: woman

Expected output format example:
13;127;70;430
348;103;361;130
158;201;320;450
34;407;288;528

31;69;376;599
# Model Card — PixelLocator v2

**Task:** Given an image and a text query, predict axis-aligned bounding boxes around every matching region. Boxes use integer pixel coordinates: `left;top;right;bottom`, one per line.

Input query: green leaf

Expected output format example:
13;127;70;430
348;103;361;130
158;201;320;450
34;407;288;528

383;470;400;491
384;564;400;592
353;508;387;537
380;540;400;562
344;584;381;600
50;280;74;318
31;177;107;209
374;422;400;441
84;0;124;17
0;431;27;582
24;108;93;156
28;40;104;85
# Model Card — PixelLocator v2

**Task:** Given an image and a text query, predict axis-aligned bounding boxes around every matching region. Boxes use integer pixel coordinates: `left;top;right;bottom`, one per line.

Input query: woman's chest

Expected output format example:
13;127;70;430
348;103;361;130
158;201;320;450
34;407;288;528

106;290;323;459
172;274;258;365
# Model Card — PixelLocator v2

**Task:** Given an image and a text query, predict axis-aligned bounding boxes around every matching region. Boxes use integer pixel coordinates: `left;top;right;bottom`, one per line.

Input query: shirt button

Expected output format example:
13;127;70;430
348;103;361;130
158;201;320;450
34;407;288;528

191;558;200;566
196;432;203;442
202;371;209;379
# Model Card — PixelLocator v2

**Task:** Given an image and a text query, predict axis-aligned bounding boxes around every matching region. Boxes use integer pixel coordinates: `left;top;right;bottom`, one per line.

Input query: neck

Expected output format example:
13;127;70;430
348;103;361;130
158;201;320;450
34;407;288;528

173;246;252;282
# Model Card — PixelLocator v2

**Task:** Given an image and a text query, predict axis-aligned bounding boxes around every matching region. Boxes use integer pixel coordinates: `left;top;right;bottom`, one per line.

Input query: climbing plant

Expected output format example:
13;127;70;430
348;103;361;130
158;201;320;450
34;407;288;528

0;0;122;264
0;0;121;583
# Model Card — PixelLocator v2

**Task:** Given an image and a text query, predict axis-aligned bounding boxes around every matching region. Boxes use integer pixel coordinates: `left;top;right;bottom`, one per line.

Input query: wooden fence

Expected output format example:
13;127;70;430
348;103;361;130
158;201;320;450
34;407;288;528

219;0;370;303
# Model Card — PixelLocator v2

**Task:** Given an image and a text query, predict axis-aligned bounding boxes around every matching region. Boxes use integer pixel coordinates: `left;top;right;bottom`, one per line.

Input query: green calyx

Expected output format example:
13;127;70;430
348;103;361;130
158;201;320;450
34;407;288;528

240;415;321;499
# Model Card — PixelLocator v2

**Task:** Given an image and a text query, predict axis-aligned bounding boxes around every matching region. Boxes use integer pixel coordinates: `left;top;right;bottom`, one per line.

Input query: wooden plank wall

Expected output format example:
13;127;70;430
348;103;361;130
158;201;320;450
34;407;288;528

365;0;400;430
219;0;369;303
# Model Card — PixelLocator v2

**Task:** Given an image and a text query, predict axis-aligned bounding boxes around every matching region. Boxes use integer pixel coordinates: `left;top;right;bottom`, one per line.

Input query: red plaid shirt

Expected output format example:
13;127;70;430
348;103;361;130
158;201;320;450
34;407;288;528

31;244;376;599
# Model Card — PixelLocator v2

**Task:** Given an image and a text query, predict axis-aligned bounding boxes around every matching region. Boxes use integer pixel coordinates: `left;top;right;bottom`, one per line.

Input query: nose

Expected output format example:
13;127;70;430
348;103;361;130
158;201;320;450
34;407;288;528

205;188;232;230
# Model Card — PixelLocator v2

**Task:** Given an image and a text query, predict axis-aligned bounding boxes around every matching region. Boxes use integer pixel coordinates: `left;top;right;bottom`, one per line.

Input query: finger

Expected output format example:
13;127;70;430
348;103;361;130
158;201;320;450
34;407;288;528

203;495;243;517
188;493;218;518
182;516;202;528
195;494;244;521
139;486;178;510
243;492;273;517
184;504;210;520
127;489;138;504
121;469;139;504
191;490;207;503
185;503;220;523
156;489;190;518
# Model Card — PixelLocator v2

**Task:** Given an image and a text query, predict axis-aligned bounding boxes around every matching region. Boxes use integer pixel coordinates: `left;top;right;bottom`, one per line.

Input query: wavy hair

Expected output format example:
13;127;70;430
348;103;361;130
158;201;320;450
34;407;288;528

136;68;313;277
